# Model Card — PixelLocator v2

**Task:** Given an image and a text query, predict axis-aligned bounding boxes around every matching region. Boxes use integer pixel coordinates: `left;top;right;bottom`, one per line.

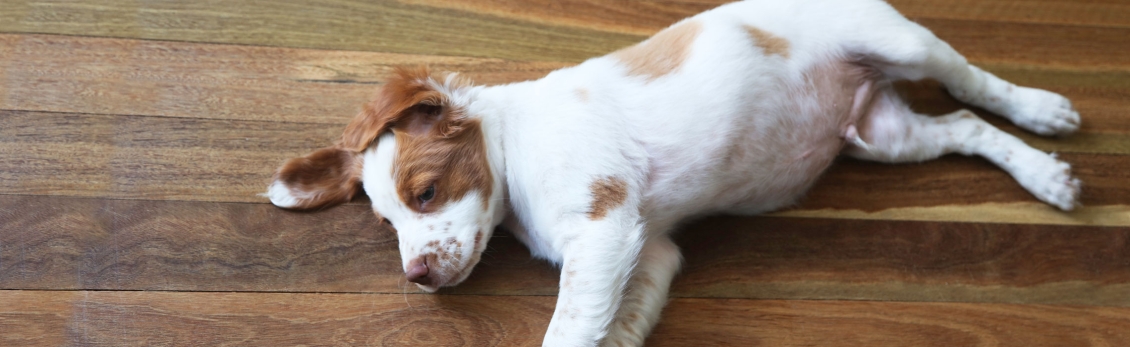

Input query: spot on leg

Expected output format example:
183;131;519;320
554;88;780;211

587;176;629;220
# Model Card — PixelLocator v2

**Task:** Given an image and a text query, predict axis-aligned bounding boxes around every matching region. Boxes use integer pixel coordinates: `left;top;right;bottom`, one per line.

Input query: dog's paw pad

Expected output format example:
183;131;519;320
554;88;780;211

1008;87;1080;136
1015;156;1081;211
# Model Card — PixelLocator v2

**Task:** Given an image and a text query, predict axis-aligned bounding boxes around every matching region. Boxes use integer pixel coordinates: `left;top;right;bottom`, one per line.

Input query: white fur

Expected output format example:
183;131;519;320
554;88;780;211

264;181;302;208
329;0;1081;345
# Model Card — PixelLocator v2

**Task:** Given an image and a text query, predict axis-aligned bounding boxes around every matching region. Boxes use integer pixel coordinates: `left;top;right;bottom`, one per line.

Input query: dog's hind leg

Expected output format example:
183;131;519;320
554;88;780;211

844;5;1080;136
844;88;1081;210
601;234;681;347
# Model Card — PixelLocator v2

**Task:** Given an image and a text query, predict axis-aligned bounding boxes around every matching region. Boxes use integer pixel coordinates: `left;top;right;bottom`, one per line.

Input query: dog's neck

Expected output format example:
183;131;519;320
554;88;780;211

465;82;533;228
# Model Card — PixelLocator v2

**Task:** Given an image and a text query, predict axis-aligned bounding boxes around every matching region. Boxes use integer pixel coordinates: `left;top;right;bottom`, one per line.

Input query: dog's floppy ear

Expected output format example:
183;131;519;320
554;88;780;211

341;66;466;152
266;66;467;210
266;145;361;210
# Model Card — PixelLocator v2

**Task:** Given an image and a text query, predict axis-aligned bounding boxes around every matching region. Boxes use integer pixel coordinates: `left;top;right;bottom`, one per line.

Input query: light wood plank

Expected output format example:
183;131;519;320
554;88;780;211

0;0;641;62
2;34;1126;133
3;195;1128;306
399;0;1130;35
2;2;1128;66
0;34;567;124
1;290;1127;346
0;110;340;202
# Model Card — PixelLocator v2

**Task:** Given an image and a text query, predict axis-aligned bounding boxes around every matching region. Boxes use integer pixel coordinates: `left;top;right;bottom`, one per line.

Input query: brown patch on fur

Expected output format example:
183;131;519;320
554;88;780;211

743;25;790;58
272;146;362;209
334;66;493;214
272;66;481;211
588;176;629;220
574;88;589;102
613;20;702;81
340;66;471;151
393;118;493;213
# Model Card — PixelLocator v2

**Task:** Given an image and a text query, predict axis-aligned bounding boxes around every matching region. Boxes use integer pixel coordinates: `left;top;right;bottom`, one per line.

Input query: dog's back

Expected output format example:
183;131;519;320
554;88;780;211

480;0;901;228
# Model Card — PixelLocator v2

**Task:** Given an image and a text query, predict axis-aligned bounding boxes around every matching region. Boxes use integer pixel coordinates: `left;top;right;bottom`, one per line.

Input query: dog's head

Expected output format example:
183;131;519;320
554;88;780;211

266;67;502;292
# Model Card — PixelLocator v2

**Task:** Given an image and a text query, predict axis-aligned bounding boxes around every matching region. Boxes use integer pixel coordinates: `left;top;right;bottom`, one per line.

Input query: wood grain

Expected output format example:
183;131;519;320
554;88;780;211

4;109;1126;219
0;195;559;295
0;110;340;202
3;34;1126;133
648;298;1130;347
1;290;1127;346
802;154;1130;211
2;2;1128;66
0;290;554;346
0;0;641;62
3;195;1128;306
671;217;1130;306
400;0;1130;35
0;34;567;124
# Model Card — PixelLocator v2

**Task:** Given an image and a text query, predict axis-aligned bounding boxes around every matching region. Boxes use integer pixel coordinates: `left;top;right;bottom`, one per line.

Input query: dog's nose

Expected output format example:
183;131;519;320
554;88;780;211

405;257;431;285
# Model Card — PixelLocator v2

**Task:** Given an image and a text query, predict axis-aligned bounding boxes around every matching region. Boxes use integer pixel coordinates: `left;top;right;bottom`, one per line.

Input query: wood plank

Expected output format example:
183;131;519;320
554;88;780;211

671;217;1130;306
0;195;560;294
2;34;1127;133
3;195;1128;306
0;290;552;346
0;110;340;202
398;0;1130;35
2;110;1128;217
921;19;1130;70
0;34;568;124
0;0;641;62
2;290;1127;346
649;298;1130;346
891;0;1130;29
802;154;1130;211
2;2;1127;66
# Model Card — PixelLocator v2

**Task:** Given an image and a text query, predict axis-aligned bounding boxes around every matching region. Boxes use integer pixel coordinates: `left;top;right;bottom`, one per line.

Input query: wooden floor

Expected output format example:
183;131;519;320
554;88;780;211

1;0;1128;345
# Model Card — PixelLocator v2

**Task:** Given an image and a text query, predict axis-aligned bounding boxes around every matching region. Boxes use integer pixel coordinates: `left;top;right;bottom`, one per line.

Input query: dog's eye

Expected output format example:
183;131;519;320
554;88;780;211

419;185;435;203
417;104;442;116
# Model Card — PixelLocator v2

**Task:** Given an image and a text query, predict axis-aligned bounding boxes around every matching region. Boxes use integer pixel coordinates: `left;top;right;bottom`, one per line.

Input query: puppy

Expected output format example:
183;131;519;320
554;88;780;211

267;0;1081;345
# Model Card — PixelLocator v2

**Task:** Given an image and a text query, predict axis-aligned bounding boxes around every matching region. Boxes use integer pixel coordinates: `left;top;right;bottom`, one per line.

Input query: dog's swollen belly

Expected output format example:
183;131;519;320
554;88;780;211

639;61;879;222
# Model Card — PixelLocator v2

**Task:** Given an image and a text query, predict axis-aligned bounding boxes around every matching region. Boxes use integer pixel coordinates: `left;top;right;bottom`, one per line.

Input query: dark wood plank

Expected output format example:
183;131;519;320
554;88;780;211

0;1;641;62
0;195;560;294
2;290;1127;346
922;19;1130;70
671;217;1130;306
891;0;1130;29
648;298;1130;346
3;195;1128;306
0;290;553;346
3;112;1128;209
0;34;567;124
802;153;1130;211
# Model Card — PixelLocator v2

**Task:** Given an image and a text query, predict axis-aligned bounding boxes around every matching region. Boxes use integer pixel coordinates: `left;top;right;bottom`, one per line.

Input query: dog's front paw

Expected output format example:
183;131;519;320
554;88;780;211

1013;153;1081;211
1008;87;1080;136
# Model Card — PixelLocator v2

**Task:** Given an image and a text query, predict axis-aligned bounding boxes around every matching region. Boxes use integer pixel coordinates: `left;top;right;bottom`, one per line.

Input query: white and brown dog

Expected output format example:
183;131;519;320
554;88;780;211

266;0;1081;345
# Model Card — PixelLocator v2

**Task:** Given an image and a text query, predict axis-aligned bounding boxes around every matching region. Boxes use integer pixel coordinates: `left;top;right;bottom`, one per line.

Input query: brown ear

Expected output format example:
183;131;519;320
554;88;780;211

266;146;361;210
341;66;463;152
